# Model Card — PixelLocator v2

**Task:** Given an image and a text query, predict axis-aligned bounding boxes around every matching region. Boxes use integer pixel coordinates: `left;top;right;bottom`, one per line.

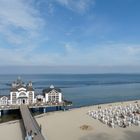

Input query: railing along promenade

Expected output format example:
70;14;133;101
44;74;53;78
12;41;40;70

20;105;46;140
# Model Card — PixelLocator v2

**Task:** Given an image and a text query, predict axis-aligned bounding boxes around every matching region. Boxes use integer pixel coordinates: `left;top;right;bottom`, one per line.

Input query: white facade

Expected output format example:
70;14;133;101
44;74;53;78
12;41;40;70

43;85;63;104
0;78;63;106
0;96;8;105
10;79;35;105
10;90;35;105
59;93;62;102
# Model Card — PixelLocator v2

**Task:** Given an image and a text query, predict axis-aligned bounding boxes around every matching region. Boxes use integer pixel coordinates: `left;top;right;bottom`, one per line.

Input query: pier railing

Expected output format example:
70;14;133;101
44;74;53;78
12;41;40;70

20;105;46;140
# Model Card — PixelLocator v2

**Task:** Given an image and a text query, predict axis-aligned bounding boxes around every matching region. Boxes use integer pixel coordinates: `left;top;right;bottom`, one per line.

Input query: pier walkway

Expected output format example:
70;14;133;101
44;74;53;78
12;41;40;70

20;105;46;140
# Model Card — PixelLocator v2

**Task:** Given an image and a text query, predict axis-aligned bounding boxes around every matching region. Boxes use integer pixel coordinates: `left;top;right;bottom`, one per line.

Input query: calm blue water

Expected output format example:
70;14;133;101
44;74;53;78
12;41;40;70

0;74;140;107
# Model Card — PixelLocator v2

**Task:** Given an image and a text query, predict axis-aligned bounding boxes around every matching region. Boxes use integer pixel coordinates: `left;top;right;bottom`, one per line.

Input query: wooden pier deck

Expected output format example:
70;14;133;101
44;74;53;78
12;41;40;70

20;105;46;140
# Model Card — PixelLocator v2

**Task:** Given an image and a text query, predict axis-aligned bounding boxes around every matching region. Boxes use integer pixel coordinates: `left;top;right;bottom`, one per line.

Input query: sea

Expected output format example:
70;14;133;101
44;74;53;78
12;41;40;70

0;74;140;108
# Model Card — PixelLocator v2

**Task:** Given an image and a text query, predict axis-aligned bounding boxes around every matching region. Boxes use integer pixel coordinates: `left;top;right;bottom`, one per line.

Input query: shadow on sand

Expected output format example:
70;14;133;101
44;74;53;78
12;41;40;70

124;130;140;140
19;120;26;140
80;130;140;140
80;133;112;140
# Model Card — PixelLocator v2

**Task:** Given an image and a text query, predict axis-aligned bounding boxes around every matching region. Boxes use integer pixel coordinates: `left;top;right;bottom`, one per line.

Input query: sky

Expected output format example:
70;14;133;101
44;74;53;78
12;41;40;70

0;0;140;73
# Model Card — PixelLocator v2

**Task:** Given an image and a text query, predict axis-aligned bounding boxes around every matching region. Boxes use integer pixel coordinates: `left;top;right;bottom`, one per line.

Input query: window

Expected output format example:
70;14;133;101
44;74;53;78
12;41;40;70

19;92;26;97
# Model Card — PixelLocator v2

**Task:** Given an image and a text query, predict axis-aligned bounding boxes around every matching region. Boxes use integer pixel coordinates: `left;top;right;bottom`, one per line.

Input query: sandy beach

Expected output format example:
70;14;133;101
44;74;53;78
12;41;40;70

0;120;24;140
0;100;140;140
36;100;140;140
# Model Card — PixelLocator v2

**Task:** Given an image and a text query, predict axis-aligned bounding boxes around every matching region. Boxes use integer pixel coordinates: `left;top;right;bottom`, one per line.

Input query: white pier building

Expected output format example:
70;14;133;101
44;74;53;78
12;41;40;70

0;77;63;106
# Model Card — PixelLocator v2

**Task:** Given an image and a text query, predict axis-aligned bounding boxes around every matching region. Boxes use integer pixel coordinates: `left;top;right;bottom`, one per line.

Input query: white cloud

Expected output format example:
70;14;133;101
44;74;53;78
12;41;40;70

0;0;48;65
0;0;140;68
55;0;95;13
0;0;43;30
0;41;140;66
127;46;140;55
0;0;45;45
47;43;140;66
0;48;26;65
63;42;76;53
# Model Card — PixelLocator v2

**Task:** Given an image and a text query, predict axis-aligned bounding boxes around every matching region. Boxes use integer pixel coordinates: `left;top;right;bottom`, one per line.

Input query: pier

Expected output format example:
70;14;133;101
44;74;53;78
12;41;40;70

20;105;46;140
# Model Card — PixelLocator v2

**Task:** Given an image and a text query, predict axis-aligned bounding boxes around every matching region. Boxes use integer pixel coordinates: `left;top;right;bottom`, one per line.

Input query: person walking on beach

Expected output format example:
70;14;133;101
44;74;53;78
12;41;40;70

25;131;33;140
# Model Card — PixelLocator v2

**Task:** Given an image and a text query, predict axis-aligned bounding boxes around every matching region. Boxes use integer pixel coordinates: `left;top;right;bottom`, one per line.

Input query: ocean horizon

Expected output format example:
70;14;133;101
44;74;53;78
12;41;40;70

0;74;140;107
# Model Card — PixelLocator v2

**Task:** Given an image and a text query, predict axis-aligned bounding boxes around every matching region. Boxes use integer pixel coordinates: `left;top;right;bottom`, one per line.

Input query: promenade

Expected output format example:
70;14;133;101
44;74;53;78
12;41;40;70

20;105;46;140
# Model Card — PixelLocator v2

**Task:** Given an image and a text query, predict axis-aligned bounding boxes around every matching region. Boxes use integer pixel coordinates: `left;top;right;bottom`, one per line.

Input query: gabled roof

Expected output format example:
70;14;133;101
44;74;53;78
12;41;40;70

0;95;10;99
42;85;61;95
11;79;34;92
11;81;26;91
18;87;27;91
26;85;34;91
10;87;18;92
